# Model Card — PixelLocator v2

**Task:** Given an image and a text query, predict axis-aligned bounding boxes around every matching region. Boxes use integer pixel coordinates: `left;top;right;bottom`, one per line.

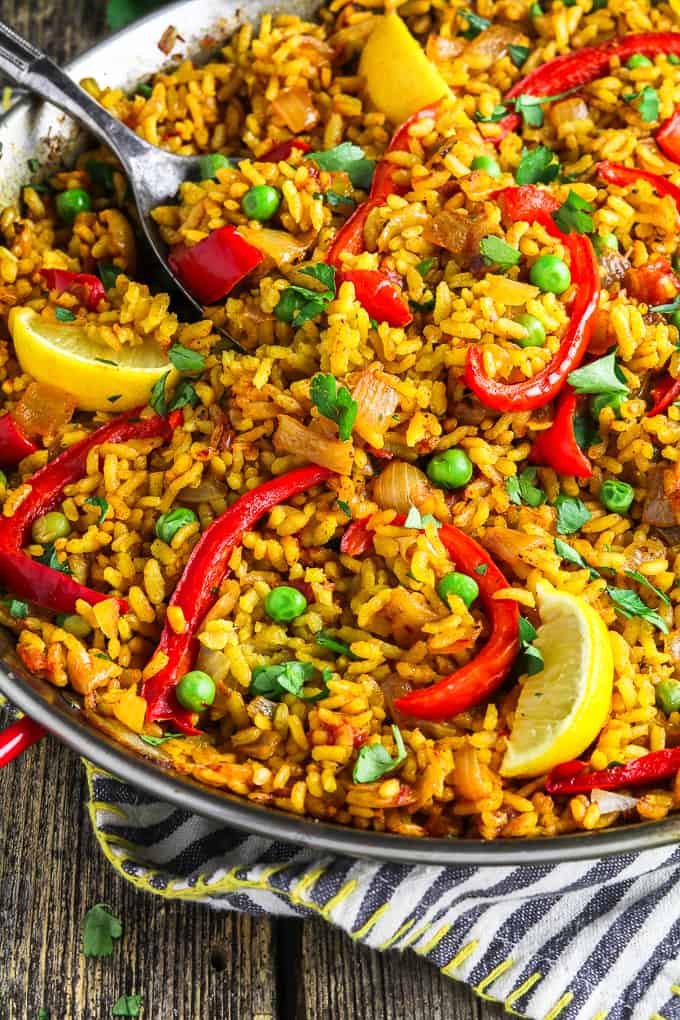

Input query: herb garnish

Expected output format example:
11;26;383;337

608;586;669;633
552;191;595;235
517;616;544;675
310;372;357;441
506;467;545;507
568;351;628;396
86;496;110;524
516;145;560;185
249;660;330;701
508;43;531;68
97;263;123;290
353;725;407;783
55;307;76;322
460;8;491;39
316;631;357;658
306;142;375;189
278;264;337;328
168;344;205;373
36;543;71;575
479;235;521;270
82;904;123;957
111;995;144;1018
403;506;442;530
554;494;591;535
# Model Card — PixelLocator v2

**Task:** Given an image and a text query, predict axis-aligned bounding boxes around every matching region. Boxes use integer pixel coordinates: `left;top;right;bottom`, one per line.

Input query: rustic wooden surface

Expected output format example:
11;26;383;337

0;2;506;1017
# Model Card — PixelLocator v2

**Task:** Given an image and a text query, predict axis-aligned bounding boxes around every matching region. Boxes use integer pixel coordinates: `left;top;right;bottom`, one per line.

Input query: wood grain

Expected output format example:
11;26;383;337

0;3;505;1017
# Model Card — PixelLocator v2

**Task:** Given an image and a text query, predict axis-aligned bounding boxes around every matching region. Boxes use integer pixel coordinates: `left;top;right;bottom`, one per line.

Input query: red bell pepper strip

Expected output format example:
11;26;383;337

262;139;311;162
646;375;680;417
40;268;106;312
545;748;680;795
0;413;38;467
0;410;172;614
142;464;334;732
168;225;264;305
496;32;680;140
597;160;680;212
529;387;593;478
339;269;412;327
464;186;600;411
338;514;520;721
656;110;680;164
340;518;376;557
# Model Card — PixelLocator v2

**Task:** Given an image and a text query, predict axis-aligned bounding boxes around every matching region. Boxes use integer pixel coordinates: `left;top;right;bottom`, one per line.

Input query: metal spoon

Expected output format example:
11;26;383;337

0;19;245;350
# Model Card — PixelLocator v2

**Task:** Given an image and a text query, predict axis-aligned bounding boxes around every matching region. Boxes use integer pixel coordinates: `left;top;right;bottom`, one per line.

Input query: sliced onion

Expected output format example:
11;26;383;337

180;477;228;504
549;96;590;129
485;274;539;306
591;788;639;814
270;87;320;133
482;527;546;574
237;226;312;268
463;25;523;69
274;414;354;474
196;646;230;685
352;367;399;447
13;381;76;441
373;461;431;514
426;35;465;63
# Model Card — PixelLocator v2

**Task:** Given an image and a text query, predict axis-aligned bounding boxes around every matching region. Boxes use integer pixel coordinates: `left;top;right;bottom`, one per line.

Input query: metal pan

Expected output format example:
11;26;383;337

2;0;679;864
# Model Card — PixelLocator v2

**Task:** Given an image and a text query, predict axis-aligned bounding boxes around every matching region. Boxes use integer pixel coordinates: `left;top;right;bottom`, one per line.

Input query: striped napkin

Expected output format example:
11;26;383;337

87;763;680;1020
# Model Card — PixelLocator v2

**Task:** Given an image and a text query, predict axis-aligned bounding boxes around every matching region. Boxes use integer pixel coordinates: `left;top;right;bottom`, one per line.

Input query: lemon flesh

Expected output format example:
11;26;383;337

359;13;450;125
500;580;614;779
9;307;170;413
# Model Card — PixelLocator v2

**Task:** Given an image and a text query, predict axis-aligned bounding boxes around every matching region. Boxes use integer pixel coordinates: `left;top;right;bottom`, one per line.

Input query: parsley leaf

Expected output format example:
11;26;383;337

517;615;544;675
316;630;358;659
554;537;600;578
82;904;122;957
353;725;406;783
638;86;660;123
300;264;336;292
98;263;123;290
623;569;671;605
85;496;109;524
111;995;143;1018
313;190;356;208
337;499;352;517
479;235;521;270
506;467;545;507
551;190;595;235
573;412;599;453
416;257;437;277
249;660;317;700
168;344;205;373
36;542;71;574
310;372;357;441
139;732;185;746
516;145;560;185
403;506;442;529
149;371;169;415
607;586;669;633
86;159;116;193
306;143;375;190
55;306;76;322
474;563;488;575
555;494;591;535
508;43;531;68
169;379;200;412
460;8;491;39
5;599;28;618
475;104;510;123
568;351;628;396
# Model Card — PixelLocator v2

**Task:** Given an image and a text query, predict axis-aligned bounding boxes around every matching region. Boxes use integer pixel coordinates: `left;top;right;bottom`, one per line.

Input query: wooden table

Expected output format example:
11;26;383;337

0;3;506;1016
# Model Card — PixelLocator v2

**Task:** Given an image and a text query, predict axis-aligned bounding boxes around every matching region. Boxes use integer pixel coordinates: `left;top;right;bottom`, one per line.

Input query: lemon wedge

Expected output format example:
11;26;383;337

9;307;170;413
359;13;450;124
500;580;614;779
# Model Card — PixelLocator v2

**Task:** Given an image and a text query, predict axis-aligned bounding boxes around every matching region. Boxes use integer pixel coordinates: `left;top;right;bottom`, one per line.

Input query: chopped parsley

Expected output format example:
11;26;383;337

36;543;71;575
475;104;510;124
474;563;489;576
139;732;185;746
554;537;600;578
82;904;123;957
316;630;357;659
313;190;356;208
4;599;28;618
336;499;352;517
416;257;437;277
554;494;592;535
505;467;545;507
459;8;491;39
55;306;76;322
516;145;560;185
403;506;442;529
513;90;574;129
278;264;337;328
479;235;521;270
97;263;123;290
86;496;110;524
249;660;330;701
623;569;671;606
168;344;205;373
353;725;407;783
517;615;544;675
607;586;669;633
310;372;357;441
150;373;199;416
551;191;595;235
568;351;628;396
86;159;116;193
623;86;659;123
508;44;531;68
111;995;143;1018
306;142;375;190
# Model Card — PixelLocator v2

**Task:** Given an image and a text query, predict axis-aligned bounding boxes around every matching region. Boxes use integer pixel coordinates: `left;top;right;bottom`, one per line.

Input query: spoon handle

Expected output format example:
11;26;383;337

0;19;148;167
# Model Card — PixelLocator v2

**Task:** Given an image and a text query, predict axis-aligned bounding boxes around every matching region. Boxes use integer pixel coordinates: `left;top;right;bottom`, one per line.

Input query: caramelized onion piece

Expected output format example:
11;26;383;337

482;527;545;575
274;414;354;474
352;368;399;447
271;87;320;133
13;381;76;441
373;461;431;514
464;25;524;69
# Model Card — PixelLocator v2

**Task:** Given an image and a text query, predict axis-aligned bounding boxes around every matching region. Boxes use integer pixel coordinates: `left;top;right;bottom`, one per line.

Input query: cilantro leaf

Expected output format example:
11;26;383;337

518;616;537;644
111;995;143;1018
168;344;205;373
508;43;531;68
551;190;595;235
36;542;71;575
506;467;545;507
479;235;521;270
306;143;375;189
139;732;185;746
650;297;680;315
516;145;560;185
607;585;669;633
353;725;406;783
623;569;671;605
517;615;544;675
638;86;660;123
568;351;628;396
555;494;591;535
554;537;600;578
309;372;357;441
249;660;317;700
55;306;76;322
82;904;123;957
86;496;109;524
403;506;442;529
460;8;491;39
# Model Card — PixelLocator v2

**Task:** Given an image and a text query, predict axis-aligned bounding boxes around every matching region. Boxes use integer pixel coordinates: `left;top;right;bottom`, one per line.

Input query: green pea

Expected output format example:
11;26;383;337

437;571;479;609
656;678;680;715
426;448;473;490
529;254;572;295
670;309;680;331
56;613;92;639
176;670;216;712
515;313;546;348
265;585;308;623
470;155;501;178
55;188;91;223
626;54;653;69
155;507;198;544
242;185;281;221
198;153;231;180
590;392;625;420
426;450;473;489
596;232;619;251
32;511;71;544
599;478;634;513
275;289;304;324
